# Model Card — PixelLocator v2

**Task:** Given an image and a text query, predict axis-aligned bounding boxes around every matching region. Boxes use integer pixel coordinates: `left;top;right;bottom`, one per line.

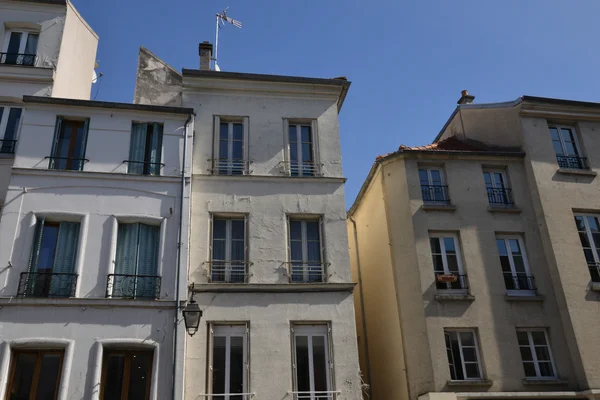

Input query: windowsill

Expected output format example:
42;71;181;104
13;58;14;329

488;205;521;214
590;282;600;292
505;293;544;302
557;168;597;177
522;378;568;386
191;282;356;293
446;379;493;387
435;293;475;302
422;204;456;212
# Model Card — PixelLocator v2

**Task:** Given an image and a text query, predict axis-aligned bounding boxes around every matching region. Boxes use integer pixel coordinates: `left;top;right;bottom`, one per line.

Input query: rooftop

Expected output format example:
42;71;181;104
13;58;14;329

23;96;194;115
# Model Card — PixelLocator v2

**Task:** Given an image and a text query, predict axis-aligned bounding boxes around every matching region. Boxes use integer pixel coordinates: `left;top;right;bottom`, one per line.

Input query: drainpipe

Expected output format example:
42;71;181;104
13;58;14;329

172;112;194;400
349;216;373;399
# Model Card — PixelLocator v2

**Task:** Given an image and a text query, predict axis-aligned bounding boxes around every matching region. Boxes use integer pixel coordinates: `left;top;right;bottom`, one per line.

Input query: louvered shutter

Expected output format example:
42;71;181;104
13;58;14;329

128;123;147;174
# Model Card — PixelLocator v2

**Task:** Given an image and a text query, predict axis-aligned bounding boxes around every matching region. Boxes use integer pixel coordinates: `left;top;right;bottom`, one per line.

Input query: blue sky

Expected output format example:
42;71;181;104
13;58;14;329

72;0;600;205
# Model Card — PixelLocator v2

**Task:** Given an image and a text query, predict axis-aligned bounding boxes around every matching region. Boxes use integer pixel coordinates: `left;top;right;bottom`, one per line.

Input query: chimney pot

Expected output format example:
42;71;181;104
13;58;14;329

199;41;213;71
457;89;475;105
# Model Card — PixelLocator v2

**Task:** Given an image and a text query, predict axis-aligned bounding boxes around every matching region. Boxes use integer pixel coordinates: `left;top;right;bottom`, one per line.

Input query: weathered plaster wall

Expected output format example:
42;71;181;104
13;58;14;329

134;47;182;106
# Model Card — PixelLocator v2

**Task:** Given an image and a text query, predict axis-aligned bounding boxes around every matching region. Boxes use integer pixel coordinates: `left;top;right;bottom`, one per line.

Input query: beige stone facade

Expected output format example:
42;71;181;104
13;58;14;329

349;94;600;400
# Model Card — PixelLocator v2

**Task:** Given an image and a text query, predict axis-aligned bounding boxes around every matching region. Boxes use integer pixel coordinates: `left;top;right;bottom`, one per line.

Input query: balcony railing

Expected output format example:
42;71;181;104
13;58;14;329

504;274;536;291
205;261;252;283
278;161;322;177
0;139;17;154
17;272;77;298
0;52;36;66
124;160;164;175
46;156;89;171
286;262;328;283
487;187;514;206
588;263;600;283
288;391;340;400
435;273;468;291
208;158;251;175
421;185;451;205
556;155;588;170
106;274;161;299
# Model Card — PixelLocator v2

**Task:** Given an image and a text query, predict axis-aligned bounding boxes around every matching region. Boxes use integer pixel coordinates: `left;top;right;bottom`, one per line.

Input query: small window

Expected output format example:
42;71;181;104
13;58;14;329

419;167;450;204
212;117;249;175
110;223;160;299
0;106;22;153
127;122;163;175
288;218;324;283
483;169;513;206
496;236;536;293
101;350;153;400
49;117;89;171
210;216;247;283
430;234;467;291
7;350;64;399
574;215;600;282
549;124;587;169
292;324;332;400
516;329;557;379
286;120;319;177
1;30;38;66
444;329;483;381
208;324;248;397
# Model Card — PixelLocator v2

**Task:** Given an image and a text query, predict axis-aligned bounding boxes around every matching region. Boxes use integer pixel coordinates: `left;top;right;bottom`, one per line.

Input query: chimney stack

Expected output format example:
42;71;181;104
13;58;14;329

199;41;213;71
457;89;475;105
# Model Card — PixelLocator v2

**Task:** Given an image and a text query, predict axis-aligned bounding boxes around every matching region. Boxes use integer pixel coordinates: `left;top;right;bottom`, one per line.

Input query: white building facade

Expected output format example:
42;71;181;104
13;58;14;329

0;96;193;400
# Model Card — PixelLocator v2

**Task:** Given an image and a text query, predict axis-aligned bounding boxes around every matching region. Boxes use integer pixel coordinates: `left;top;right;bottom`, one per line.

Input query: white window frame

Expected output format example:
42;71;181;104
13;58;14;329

444;329;483;381
283;119;320;176
0;105;23;140
209;215;248;283
496;235;534;295
430;233;466;291
291;324;333;400
213;116;249;175
2;29;39;54
548;124;583;157
419;167;448;204
207;324;249;399
287;216;325;283
419;167;445;186
516;329;557;379
482;168;508;190
575;214;600;264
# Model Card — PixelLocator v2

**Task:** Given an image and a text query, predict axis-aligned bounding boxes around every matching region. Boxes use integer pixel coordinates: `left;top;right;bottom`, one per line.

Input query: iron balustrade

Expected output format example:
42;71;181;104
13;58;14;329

0;52;36;66
46;156;89;171
205;261;252;283
435;273;469;291
278;161;322;177
588;262;600;283
421;185;451;205
288;391;340;400
286;262;328;283
487;187;514;206
504;274;536;291
0;139;17;154
17;272;77;298
106;274;161;299
123;159;165;175
556;155;588;170
208;158;250;175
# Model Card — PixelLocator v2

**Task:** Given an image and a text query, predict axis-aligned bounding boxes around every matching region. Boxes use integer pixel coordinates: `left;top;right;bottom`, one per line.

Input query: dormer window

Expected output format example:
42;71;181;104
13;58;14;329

1;30;38;66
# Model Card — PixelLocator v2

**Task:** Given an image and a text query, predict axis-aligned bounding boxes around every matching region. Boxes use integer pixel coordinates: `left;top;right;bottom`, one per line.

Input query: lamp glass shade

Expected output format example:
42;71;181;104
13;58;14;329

183;301;202;336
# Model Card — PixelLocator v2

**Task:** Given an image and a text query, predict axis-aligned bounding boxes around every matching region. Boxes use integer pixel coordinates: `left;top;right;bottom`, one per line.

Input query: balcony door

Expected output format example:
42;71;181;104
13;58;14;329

430;234;465;291
6;350;64;400
2;30;38;65
496;236;534;293
419;167;447;204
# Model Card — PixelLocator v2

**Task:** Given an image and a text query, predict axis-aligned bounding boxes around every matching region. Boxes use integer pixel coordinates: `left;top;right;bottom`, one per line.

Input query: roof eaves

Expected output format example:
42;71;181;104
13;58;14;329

23;96;194;115
9;0;66;5
522;95;600;109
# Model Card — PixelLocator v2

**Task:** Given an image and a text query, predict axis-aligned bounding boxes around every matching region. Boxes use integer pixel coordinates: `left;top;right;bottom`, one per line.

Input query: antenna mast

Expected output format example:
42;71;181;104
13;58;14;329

213;7;242;71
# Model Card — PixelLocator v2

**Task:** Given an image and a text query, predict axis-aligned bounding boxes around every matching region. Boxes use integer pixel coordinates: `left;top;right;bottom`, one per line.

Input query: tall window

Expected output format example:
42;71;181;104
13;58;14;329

1;30;38;65
49;117;89;171
496;236;535;292
112;223;160;299
483;169;513;206
516;329;557;379
419;167;449;204
214;118;247;175
101;350;153;400
430;234;466;290
292;325;331;400
0;106;22;153
574;215;600;282
444;330;483;381
211;217;247;283
288;121;318;177
288;218;323;283
549;125;586;169
23;218;80;298
128;122;163;175
6;350;64;400
209;324;248;399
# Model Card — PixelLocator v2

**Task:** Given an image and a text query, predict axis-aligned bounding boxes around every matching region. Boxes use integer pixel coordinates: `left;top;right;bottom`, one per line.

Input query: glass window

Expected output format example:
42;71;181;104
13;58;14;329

288;122;317;176
483;169;513;205
516;329;557;379
430;234;466;290
444;330;482;380
7;350;64;400
101;350;153;400
496;236;535;292
2;30;38;65
210;325;248;399
50;118;89;171
288;218;323;283
549;125;586;169
128;122;163;175
293;325;331;400
214;119;246;175
574;215;600;282
0;106;22;153
211;217;247;283
419;167;449;204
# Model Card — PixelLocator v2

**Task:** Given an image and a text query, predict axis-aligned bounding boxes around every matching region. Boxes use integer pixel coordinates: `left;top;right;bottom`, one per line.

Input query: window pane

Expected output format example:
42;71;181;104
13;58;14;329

305;221;319;241
430;238;441;254
213;219;226;240
25;34;39;55
513;256;526;274
219;140;228;160
459;332;474;346
212;336;226;394
127;353;152;400
103;355;125;400
560;128;575;143
575;216;586;231
464;363;480;379
419;169;429;185
587;217;600;232
430;170;442;185
446;255;459;274
290;221;302;241
579;232;591;249
312;336;328;392
523;361;537;377
517;331;529;346
35;353;62;400
461;347;477;362
519;346;533;361
7;32;22;55
552;141;564;156
301;126;312;143
564;142;578;157
9;353;36;399
232;140;243;160
295;336;310;392
219;123;229;140
289;125;297;143
232;123;243;141
302;143;313;162
535;346;551;362
37;224;59;270
229;336;245;394
483;172;492;187
531;331;547;346
443;238;456;254
432;255;444;273
549;127;560;141
4;108;22;141
539;362;555;377
493;172;505;188
231;220;245;240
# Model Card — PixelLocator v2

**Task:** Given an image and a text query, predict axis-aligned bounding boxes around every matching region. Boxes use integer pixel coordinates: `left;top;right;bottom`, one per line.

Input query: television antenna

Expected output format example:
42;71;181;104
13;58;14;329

214;7;242;71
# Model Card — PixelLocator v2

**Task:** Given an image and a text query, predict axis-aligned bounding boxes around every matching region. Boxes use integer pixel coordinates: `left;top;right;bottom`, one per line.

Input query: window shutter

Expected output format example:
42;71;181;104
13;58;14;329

50;117;63;161
212;116;220;172
149;123;163;175
129;123;147;174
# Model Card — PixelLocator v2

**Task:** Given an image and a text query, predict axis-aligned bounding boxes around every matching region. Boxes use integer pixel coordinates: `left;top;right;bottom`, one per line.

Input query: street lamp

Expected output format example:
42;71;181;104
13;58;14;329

182;284;202;336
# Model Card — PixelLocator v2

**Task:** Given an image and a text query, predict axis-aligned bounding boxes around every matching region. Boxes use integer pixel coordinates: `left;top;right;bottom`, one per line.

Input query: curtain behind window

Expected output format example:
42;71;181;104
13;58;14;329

148;123;163;175
128;123;147;174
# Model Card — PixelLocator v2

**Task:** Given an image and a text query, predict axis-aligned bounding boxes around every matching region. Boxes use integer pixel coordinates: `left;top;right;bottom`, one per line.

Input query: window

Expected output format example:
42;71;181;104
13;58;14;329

288;218;324;283
444;330;482;381
101;350;153;400
0;106;22;153
208;324;248;399
6;350;64;400
128;122;163;175
111;223;160;299
213;117;248;175
430;234;466;290
516;329;557;379
287;120;319;177
292;324;332;400
483;169;513;206
20;218;80;298
419;167;450;204
496;236;535;293
1;30;38;65
211;217;247;283
574;215;600;282
549;125;587;169
49;117;89;171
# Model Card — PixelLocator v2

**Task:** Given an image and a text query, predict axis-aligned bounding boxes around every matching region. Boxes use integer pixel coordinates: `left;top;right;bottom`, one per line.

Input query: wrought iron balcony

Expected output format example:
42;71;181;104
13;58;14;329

0;52;36;66
124;160;165;175
556;155;588;170
421;185;451;205
205;261;252;283
106;274;161;299
286;262;328;283
46;156;89;171
435;273;468;290
278;161;322;177
588;262;600;283
17;272;77;298
208;158;250;175
504;274;536;291
0;139;17;154
289;391;339;400
487;187;514;206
